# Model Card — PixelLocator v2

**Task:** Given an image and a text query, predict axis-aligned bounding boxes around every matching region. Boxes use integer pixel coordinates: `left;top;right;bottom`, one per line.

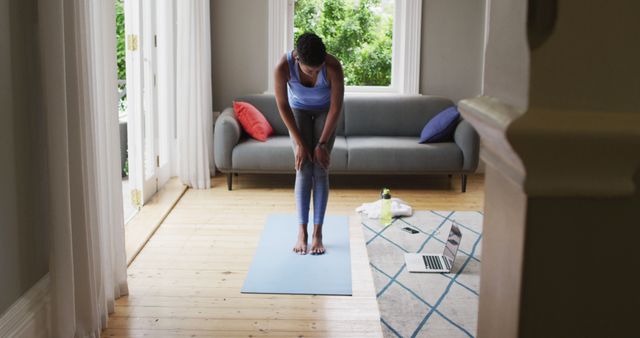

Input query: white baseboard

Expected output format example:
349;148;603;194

0;274;51;338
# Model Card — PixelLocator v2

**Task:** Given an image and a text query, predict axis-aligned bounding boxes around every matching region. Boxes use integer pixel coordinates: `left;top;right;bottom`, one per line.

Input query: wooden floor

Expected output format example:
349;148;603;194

125;178;188;265
102;173;484;337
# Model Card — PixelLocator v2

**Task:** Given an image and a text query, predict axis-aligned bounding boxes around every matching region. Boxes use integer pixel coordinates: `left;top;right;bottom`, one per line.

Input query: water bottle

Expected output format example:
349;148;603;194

380;188;392;225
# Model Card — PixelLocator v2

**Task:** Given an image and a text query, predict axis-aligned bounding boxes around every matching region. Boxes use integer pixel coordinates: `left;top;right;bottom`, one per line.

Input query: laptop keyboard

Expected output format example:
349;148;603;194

422;255;443;270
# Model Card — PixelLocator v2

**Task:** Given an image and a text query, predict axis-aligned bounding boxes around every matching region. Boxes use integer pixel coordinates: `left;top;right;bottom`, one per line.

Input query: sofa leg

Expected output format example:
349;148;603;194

461;174;467;193
227;173;233;191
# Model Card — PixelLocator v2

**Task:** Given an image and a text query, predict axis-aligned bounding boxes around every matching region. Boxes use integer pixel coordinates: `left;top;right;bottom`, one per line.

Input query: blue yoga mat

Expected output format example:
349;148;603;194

241;214;352;296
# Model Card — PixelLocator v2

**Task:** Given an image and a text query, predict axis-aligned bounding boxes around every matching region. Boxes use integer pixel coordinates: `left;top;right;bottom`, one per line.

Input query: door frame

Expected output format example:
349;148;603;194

125;0;175;208
125;0;159;206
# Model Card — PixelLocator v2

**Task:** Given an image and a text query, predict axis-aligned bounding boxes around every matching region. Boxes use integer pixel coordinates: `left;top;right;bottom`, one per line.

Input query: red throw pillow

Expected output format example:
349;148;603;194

233;101;274;142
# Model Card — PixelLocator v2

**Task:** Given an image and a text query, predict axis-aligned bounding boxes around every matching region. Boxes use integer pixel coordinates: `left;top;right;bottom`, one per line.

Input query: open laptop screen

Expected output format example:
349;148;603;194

442;223;462;266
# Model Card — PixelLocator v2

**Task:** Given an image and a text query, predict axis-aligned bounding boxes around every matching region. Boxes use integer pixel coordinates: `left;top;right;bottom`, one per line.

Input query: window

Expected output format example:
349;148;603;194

294;0;394;87
268;0;422;94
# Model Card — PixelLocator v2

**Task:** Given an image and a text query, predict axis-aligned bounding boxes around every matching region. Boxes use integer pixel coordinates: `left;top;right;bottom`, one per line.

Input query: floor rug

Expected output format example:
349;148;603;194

361;210;483;337
242;214;352;295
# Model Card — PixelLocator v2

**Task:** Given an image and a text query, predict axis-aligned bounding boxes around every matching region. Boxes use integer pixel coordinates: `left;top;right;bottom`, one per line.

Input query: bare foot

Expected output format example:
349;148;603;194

310;234;325;255
293;226;308;255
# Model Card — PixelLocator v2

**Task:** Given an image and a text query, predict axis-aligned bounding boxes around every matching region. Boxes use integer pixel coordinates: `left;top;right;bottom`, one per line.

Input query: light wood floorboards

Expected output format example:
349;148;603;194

102;173;484;337
125;177;188;265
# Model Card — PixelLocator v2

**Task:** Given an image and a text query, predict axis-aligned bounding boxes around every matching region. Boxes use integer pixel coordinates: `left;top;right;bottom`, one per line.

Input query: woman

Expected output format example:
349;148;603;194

274;32;344;255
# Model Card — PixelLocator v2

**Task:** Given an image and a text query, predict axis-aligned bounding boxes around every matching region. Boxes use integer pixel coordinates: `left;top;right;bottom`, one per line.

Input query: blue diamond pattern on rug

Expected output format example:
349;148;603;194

362;210;483;338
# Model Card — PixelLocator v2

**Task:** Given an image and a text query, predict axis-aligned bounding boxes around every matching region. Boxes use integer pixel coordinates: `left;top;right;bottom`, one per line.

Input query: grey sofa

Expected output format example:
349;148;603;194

214;94;479;191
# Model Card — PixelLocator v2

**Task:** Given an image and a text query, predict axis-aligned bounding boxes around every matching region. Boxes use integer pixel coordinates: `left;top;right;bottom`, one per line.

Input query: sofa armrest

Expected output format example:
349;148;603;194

454;119;480;172
214;107;241;171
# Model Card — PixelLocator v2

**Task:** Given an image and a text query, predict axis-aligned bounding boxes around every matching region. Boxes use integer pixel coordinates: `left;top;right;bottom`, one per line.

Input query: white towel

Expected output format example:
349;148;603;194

355;198;413;219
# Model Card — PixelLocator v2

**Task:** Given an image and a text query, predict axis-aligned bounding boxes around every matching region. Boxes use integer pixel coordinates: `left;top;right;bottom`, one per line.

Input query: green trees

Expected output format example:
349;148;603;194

294;0;394;86
116;0;126;112
116;0;125;81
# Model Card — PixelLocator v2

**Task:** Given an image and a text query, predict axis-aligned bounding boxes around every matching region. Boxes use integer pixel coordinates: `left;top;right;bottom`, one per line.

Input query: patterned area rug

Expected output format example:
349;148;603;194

361;211;483;338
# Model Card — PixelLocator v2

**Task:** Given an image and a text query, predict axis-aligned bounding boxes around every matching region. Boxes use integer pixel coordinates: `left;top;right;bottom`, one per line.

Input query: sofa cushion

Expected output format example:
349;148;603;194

233;101;274;141
328;136;348;171
346;137;463;172
419;106;460;143
232;136;348;172
344;96;454;137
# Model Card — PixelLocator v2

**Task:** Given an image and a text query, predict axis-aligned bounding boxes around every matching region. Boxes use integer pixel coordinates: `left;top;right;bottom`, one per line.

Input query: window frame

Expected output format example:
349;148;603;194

267;0;422;95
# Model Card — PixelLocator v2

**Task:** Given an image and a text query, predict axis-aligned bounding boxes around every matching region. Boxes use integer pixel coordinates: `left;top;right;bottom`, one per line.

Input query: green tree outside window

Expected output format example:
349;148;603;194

116;0;125;81
294;0;394;86
116;0;126;113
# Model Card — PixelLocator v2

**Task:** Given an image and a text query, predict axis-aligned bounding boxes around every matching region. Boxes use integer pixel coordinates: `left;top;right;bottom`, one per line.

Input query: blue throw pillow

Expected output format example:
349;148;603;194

419;106;460;143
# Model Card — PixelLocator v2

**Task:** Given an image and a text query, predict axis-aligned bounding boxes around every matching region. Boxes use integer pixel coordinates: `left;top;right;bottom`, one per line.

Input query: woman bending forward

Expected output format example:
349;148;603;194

274;32;344;255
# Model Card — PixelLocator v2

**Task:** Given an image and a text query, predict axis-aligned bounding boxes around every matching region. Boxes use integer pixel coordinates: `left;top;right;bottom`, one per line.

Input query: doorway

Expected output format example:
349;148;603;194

118;0;176;222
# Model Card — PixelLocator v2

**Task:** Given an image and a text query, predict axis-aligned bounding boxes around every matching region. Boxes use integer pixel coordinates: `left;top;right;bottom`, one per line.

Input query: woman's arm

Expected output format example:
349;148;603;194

318;55;344;145
274;55;311;170
314;55;344;170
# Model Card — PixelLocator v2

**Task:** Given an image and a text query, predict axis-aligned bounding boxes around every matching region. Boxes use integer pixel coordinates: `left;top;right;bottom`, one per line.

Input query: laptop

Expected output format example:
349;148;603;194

404;222;462;273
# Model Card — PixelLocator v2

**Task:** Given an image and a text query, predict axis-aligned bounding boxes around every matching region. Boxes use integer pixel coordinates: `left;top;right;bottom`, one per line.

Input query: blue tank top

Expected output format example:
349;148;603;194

287;51;331;110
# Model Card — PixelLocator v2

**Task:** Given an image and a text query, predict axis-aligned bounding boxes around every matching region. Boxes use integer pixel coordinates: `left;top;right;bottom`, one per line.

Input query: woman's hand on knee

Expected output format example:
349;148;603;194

314;145;330;170
295;144;312;171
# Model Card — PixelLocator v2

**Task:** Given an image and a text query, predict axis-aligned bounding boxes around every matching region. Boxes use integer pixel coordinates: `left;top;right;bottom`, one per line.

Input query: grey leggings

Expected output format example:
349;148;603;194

290;108;336;225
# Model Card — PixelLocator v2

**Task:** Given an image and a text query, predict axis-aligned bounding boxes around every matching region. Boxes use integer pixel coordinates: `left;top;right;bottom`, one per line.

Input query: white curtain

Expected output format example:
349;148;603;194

38;0;128;336
176;0;213;189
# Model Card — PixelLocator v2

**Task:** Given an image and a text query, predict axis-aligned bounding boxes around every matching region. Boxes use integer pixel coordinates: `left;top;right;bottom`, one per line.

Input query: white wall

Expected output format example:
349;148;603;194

420;0;486;102
210;0;487;109
210;0;269;112
0;0;49;315
482;0;529;110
